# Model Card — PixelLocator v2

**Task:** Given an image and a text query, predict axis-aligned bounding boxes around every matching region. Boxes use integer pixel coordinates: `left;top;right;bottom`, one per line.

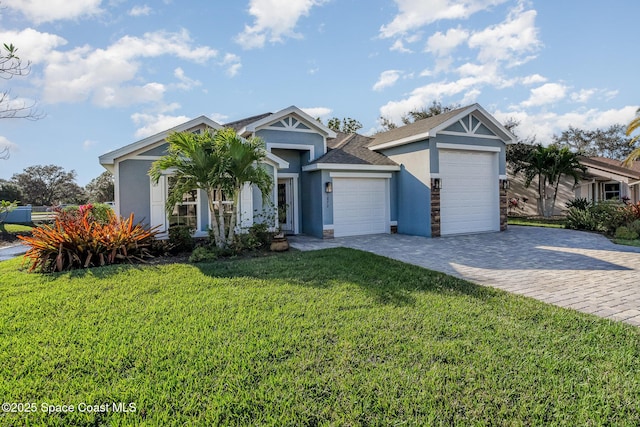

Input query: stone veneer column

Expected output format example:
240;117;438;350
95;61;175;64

430;178;441;237
323;229;334;239
499;179;508;231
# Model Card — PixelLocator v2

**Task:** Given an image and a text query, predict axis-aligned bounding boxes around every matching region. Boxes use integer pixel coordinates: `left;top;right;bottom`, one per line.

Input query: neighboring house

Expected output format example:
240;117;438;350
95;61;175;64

507;156;640;217
99;104;515;239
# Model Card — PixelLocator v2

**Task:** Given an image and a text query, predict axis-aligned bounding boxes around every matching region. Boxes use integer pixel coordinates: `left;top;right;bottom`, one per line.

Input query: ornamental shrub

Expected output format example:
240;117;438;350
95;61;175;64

565;207;600;232
615;226;639;240
19;206;158;272
168;225;195;252
565;197;590;211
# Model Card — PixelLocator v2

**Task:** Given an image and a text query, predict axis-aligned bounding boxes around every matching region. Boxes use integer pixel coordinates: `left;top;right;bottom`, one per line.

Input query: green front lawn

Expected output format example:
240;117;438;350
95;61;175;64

1;249;639;426
0;223;33;234
508;216;566;228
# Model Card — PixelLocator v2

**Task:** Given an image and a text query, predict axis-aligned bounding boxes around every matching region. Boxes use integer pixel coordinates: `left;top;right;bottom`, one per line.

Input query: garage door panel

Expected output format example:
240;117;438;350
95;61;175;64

333;178;388;237
440;150;499;235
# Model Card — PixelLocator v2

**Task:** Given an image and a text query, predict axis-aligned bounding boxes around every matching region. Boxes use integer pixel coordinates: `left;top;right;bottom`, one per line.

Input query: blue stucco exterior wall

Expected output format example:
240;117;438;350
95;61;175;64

256;129;325;163
381;141;431;237
301;171;323;238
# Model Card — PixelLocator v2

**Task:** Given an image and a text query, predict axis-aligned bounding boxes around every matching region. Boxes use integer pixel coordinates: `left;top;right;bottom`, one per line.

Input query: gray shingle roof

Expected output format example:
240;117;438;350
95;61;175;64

580;156;640;179
369;105;471;148
224;112;273;132
314;133;398;166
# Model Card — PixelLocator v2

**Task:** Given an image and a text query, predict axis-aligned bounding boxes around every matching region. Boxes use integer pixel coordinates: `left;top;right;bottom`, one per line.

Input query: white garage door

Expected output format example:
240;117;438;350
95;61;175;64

440;149;499;235
333;178;388;237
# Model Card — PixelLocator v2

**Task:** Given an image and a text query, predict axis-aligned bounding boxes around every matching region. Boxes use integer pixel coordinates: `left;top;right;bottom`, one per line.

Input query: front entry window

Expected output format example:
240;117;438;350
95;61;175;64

168;176;198;228
604;183;621;200
278;178;293;232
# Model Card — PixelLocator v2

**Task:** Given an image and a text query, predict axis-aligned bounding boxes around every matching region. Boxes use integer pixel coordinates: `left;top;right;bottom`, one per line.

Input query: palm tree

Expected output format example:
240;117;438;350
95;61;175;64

149;128;272;248
516;144;584;217
623;108;640;167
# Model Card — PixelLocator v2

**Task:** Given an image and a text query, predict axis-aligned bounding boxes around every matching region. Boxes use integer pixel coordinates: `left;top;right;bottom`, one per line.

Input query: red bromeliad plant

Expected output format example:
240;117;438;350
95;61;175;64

18;206;159;272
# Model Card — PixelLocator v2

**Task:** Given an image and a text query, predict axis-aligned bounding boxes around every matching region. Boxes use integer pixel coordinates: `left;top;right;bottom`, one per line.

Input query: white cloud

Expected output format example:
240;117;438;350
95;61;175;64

173;68;201;90
425;27;469;56
301;107;332;119
210;112;229;124
520;83;568;107
131;112;191;139
493;106;639;142
571;88;596;103
521;74;547;85
129;5;152;16
3;0;103;24
468;6;540;67
390;39;412;53
373;70;402;91
236;0;327;49
82;139;98;150
380;0;508;39
0;28;67;64
41;30;217;107
220;53;242;77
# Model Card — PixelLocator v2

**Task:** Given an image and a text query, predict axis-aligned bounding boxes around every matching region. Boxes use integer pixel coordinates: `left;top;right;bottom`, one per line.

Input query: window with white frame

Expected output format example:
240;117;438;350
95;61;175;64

604;182;621;200
167;176;198;229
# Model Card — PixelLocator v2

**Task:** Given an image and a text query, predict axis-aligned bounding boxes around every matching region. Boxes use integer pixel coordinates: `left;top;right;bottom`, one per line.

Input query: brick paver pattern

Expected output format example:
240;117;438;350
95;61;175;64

289;226;640;327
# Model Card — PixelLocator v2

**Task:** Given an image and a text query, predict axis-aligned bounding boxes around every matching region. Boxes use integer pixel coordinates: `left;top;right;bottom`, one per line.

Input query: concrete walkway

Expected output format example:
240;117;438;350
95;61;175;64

289;226;640;326
0;243;28;262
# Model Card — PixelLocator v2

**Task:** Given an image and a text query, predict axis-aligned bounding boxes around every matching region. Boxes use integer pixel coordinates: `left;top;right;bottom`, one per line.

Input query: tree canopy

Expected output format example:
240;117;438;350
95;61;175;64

378;101;460;131
85;171;115;203
326;117;363;134
552;124;633;160
11;164;86;206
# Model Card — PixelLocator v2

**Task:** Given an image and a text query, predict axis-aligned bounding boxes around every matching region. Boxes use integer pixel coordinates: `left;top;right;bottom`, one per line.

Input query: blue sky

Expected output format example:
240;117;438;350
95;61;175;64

0;0;638;186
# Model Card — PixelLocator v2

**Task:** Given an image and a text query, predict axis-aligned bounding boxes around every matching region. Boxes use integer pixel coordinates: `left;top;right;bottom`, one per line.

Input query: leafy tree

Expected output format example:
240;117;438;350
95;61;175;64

85;171;114;203
623;108;640;167
552;125;633;160
378;101;460;131
1;43;42;122
327;117;362;134
511;145;585;217
11;164;86;206
150;128;272;249
0;178;22;202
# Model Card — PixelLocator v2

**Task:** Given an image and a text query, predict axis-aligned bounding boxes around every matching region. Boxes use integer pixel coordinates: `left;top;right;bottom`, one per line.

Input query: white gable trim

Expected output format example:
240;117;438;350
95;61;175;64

369;131;431;150
99;116;223;165
242;106;337;138
430;104;515;143
265;151;289;169
302;163;400;172
436;143;501;152
267;143;315;163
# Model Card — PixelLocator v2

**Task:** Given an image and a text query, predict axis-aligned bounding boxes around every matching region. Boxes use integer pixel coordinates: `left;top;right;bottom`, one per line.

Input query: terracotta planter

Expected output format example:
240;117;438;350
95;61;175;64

270;234;289;252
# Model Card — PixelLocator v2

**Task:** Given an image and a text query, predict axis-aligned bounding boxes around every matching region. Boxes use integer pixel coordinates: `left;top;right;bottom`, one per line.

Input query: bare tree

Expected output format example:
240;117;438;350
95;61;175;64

1;43;43;121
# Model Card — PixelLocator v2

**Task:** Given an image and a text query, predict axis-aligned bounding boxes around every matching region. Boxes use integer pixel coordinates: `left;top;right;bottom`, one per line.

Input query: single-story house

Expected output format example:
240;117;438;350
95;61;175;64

507;156;640;217
99;103;515;239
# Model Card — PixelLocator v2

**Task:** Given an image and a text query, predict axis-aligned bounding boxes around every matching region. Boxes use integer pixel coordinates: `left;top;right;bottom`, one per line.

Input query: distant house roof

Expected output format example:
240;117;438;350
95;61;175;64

580;156;640;180
369;103;516;150
314;132;398;166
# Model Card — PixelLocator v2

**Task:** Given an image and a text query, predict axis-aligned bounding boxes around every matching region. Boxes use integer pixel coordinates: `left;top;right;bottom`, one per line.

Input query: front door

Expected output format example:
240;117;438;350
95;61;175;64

278;178;293;233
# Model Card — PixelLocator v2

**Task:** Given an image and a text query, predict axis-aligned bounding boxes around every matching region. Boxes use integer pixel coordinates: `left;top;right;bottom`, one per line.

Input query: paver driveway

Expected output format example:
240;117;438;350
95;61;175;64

289;226;640;326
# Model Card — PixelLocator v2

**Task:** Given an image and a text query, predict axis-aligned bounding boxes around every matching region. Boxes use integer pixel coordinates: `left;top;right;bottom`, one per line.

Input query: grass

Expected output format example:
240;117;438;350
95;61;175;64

613;238;640;247
0;223;33;234
1;249;639;426
508;216;566;228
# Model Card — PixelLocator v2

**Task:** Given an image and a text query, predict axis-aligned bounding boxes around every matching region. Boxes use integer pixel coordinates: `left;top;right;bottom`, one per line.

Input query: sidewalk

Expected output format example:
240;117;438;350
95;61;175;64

0;243;29;262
